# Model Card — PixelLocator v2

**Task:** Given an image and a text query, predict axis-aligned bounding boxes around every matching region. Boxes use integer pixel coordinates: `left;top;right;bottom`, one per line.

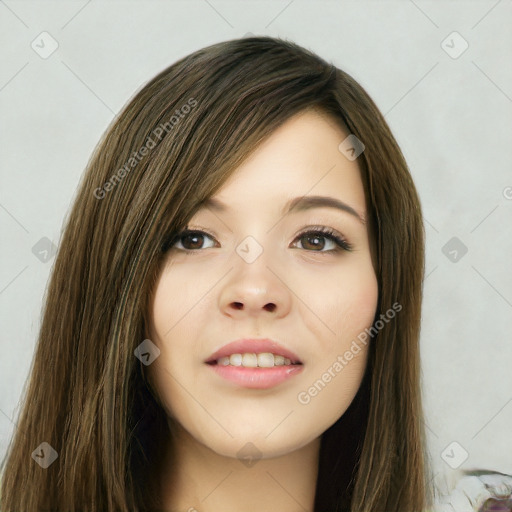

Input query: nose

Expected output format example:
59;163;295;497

218;253;292;319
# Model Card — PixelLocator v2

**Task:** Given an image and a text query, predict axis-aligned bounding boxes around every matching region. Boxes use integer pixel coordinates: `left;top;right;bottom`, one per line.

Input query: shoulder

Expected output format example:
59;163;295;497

432;471;512;512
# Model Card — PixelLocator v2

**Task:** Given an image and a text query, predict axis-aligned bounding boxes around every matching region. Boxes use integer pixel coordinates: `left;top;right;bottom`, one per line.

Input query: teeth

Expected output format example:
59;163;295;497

216;353;295;367
274;355;285;365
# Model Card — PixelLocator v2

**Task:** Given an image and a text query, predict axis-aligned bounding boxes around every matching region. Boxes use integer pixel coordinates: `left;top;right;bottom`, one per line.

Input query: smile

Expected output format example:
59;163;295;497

206;359;304;389
210;352;299;367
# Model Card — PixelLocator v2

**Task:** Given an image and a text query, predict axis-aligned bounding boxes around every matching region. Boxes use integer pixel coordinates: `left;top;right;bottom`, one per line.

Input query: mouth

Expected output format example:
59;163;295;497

204;338;303;366
204;338;304;389
206;353;302;367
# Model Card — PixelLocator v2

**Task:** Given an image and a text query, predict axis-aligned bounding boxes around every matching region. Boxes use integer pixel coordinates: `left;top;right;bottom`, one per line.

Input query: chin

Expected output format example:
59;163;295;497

204;427;317;462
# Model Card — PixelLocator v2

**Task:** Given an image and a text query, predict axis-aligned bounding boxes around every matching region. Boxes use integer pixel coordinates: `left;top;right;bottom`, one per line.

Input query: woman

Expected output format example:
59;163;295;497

0;34;468;511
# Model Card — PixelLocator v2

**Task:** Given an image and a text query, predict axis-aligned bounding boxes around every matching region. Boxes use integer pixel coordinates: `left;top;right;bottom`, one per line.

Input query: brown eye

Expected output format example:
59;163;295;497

170;230;216;251
293;228;352;253
298;233;329;251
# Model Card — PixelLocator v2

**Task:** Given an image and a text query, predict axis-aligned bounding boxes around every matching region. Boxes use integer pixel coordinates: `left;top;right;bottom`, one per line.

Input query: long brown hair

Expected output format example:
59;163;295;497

0;36;433;511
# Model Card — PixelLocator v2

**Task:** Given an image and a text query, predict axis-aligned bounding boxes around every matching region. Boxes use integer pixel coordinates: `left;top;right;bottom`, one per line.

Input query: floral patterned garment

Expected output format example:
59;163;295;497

432;471;512;512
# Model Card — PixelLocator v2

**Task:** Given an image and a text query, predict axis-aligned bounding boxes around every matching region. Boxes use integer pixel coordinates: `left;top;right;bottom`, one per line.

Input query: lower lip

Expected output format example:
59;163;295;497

206;363;304;389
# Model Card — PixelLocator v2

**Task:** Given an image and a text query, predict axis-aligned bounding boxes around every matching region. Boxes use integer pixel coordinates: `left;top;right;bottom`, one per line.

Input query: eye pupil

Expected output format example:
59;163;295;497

302;234;325;251
183;233;203;250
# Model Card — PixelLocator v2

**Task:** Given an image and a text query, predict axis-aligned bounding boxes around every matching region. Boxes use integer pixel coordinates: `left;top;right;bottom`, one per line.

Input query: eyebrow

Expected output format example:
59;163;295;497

199;195;366;224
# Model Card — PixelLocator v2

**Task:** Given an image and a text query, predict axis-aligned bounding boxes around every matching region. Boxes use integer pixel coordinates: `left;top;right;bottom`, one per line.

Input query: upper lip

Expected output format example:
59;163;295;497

205;338;303;364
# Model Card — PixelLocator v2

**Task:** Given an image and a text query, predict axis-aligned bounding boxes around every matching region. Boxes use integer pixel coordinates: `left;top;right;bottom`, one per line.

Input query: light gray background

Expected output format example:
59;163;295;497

1;0;511;496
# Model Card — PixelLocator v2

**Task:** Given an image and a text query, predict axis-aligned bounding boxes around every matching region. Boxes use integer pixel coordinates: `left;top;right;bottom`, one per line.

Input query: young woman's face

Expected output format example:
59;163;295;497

147;108;378;459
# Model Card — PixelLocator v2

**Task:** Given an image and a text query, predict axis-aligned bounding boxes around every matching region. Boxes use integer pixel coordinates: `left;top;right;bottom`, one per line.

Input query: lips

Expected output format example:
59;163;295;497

205;338;303;365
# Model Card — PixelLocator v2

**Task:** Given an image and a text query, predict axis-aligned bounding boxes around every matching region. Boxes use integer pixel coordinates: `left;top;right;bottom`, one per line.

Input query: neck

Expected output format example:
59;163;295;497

160;422;321;512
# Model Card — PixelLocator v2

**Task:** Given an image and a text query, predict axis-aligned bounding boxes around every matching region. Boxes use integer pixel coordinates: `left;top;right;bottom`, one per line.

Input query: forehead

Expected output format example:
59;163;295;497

195;109;367;222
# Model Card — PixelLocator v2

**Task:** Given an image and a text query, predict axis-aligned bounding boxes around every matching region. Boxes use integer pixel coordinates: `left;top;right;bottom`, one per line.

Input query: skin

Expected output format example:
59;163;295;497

147;108;379;512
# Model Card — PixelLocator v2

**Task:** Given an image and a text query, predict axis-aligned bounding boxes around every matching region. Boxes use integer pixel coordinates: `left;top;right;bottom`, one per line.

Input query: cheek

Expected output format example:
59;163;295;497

334;270;379;337
299;258;379;349
145;270;199;408
150;265;204;334
294;264;377;427
151;276;175;338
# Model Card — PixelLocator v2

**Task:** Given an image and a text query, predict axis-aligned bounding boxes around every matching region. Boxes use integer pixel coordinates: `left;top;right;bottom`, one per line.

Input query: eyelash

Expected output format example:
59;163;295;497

164;226;353;254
